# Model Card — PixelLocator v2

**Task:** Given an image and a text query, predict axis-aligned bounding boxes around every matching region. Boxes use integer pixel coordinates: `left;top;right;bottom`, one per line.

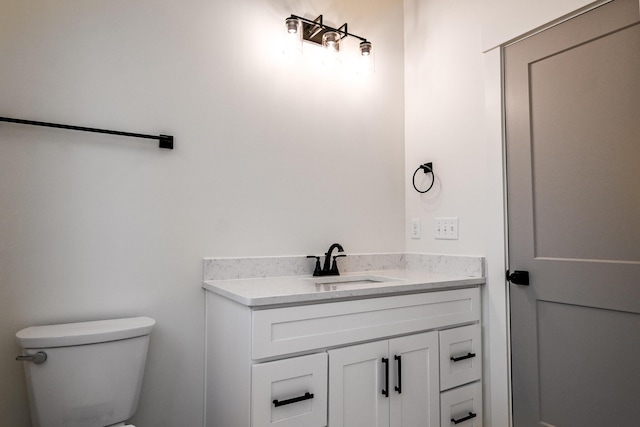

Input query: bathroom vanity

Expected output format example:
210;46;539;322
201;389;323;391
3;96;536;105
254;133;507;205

203;261;484;427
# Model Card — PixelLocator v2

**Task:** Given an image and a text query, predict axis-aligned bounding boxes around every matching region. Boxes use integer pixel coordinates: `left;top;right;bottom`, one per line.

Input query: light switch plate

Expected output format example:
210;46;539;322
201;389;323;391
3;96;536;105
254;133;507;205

435;217;459;240
411;218;421;239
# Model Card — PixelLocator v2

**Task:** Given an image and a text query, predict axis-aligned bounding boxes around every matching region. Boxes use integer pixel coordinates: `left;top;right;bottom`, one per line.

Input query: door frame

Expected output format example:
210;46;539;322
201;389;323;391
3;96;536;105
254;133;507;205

483;1;617;426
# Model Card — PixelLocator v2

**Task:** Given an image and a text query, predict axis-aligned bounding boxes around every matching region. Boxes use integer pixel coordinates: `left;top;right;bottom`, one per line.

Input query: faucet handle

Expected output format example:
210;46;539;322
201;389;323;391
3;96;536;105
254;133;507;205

331;254;347;274
307;256;322;276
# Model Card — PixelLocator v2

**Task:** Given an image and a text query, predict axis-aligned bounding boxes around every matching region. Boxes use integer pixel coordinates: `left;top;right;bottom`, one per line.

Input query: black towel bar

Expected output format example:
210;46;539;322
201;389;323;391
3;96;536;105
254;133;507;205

0;116;173;149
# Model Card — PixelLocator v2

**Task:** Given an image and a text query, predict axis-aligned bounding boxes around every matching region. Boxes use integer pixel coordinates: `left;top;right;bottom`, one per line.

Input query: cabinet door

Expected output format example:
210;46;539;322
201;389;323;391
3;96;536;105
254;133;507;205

389;332;439;427
252;353;327;427
328;341;390;427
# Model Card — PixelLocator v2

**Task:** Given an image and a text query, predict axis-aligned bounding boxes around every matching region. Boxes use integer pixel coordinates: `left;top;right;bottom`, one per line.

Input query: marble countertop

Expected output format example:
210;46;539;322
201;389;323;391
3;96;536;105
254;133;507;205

202;269;484;307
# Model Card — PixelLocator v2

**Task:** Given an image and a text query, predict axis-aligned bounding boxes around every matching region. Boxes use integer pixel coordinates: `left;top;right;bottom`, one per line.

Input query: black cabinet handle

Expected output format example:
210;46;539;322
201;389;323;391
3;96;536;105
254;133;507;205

394;355;402;394
451;412;477;424
450;352;476;362
273;392;314;407
382;357;389;397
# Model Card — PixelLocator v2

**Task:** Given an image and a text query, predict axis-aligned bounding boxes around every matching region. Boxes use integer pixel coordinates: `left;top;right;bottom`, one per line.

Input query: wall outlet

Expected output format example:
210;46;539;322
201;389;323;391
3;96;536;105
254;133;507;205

411;218;421;239
435;217;459;240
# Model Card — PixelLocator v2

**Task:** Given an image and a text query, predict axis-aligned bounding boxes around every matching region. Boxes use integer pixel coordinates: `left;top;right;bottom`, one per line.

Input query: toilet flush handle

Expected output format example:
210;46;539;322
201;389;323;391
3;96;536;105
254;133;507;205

16;351;47;365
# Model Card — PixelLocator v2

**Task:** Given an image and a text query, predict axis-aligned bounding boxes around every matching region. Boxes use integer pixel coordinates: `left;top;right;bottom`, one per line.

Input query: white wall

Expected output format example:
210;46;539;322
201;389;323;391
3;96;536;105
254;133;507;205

404;0;487;256
0;0;405;425
403;0;600;426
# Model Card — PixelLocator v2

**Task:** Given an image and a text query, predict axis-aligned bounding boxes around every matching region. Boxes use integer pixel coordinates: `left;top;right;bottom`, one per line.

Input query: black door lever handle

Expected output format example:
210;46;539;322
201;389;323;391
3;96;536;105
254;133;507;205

507;270;529;286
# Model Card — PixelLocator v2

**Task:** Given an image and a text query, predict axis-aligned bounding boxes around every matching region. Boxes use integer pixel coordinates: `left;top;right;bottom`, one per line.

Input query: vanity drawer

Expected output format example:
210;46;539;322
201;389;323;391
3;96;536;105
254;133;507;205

439;324;482;391
440;381;482;427
251;352;327;427
252;287;480;360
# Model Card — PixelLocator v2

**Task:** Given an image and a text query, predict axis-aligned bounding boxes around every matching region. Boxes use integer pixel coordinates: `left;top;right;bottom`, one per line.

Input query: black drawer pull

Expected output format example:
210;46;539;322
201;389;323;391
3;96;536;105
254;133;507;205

451;411;477;424
450;352;476;362
273;392;314;407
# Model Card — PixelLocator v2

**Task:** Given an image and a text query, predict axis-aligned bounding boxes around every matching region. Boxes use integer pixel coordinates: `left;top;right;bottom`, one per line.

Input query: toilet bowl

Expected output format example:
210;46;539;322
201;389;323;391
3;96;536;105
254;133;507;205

16;317;155;427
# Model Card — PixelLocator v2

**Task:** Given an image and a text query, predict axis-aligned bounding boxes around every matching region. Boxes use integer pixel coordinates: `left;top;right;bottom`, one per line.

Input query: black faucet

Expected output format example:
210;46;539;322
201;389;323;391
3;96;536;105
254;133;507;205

307;243;346;276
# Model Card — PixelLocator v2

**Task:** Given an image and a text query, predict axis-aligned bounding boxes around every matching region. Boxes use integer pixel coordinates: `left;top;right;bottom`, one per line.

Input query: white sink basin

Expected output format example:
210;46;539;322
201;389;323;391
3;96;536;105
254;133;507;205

307;275;398;286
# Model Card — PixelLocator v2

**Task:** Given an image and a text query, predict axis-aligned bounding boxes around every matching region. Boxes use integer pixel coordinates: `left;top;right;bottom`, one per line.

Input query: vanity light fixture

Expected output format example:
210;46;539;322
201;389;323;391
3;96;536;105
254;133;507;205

284;14;373;70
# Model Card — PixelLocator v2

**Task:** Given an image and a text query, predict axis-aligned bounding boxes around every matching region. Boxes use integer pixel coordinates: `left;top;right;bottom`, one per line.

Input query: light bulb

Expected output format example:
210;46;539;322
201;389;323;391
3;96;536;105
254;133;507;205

360;41;372;56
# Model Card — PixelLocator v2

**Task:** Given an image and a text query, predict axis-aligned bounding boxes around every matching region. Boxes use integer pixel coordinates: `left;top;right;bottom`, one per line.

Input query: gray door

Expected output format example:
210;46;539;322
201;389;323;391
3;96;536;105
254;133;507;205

504;0;640;426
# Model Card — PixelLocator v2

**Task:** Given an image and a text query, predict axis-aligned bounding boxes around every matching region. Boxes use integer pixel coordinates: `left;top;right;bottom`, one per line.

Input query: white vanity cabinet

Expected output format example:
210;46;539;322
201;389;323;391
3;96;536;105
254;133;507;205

205;285;482;427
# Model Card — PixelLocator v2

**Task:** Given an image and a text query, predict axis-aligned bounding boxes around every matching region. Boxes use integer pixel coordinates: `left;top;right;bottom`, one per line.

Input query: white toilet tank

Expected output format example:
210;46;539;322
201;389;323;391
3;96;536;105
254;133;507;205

16;317;155;427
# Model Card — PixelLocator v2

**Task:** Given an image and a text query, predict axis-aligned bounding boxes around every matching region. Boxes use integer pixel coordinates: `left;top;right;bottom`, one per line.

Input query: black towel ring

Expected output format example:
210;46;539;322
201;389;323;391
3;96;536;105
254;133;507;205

412;162;435;194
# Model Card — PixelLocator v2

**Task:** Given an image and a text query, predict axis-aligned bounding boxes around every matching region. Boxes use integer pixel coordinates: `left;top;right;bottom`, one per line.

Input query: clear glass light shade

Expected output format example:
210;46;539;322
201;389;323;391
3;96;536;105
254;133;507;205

283;18;302;56
359;41;374;75
322;31;341;66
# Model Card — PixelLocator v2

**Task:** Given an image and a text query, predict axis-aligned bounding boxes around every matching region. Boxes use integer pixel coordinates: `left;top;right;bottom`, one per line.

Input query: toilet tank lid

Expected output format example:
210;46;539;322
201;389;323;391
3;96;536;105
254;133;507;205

16;317;155;349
